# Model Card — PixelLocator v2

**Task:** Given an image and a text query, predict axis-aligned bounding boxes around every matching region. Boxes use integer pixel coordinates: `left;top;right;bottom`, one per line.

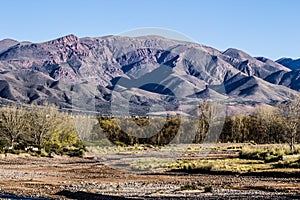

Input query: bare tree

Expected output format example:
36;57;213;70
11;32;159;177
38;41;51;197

73;115;98;141
254;106;280;143
231;114;247;142
197;101;225;143
278;97;300;151
0;106;27;149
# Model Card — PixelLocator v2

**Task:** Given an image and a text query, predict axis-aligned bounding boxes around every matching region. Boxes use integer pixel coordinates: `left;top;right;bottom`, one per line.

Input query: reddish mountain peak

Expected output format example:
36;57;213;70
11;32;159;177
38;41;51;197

46;34;79;45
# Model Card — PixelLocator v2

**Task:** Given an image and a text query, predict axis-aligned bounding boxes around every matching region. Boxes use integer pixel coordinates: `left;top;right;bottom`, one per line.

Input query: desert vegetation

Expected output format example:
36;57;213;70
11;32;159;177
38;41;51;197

0;105;85;156
0;97;299;159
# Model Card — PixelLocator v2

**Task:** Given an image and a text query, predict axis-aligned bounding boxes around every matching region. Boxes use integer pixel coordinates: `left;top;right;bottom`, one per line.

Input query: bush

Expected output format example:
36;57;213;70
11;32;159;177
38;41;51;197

204;185;213;193
239;147;284;163
35;149;49;157
275;157;300;168
66;148;86;157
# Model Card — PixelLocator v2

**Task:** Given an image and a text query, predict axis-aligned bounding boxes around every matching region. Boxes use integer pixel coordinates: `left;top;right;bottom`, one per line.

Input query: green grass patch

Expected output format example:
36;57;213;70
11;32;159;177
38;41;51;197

238;145;300;163
171;159;270;174
130;158;175;171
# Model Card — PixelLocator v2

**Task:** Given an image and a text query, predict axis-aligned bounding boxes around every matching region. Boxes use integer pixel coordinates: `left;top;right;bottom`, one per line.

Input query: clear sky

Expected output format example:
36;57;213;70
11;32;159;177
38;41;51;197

1;0;299;60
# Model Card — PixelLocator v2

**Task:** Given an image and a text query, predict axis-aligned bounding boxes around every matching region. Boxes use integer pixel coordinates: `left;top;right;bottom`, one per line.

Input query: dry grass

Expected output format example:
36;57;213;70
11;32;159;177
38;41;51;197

129;144;300;174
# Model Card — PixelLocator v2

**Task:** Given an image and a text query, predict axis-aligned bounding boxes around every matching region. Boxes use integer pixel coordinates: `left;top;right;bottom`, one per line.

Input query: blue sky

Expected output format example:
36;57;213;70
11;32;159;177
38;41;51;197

1;0;299;60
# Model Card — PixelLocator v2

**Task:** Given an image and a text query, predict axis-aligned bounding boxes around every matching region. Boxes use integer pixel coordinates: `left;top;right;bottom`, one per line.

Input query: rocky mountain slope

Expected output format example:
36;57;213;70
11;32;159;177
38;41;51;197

0;34;298;115
0;39;18;54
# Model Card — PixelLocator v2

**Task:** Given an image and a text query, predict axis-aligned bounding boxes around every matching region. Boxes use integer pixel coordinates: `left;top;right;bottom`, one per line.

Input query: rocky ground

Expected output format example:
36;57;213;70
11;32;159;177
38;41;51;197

0;153;299;199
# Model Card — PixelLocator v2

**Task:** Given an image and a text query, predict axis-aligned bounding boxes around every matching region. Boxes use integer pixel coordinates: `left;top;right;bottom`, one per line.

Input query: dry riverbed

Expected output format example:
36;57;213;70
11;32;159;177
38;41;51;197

0;151;299;200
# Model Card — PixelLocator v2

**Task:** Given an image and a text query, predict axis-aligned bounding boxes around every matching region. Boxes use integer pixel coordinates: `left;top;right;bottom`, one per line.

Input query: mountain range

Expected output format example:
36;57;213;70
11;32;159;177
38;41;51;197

0;34;299;116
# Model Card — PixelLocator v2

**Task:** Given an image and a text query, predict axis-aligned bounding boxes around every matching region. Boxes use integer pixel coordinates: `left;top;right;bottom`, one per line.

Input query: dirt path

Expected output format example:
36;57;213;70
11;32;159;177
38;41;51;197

0;154;299;199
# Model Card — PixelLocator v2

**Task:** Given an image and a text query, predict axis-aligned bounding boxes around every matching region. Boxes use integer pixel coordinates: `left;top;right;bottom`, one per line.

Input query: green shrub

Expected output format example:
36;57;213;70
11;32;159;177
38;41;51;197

67;148;86;157
36;149;49;157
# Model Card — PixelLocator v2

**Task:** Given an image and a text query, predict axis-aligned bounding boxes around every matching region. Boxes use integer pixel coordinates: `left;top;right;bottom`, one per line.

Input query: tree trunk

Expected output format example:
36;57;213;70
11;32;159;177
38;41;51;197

290;132;295;152
10;138;15;149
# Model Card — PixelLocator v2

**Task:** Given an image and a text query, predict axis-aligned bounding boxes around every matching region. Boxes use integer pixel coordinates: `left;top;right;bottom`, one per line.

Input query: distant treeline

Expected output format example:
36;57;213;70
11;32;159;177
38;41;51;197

0;97;299;154
97;112;299;146
97;99;300;151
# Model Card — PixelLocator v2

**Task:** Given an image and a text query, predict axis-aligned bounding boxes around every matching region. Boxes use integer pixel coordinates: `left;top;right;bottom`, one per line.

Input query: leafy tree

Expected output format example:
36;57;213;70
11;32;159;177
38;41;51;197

25;105;60;148
45;113;84;153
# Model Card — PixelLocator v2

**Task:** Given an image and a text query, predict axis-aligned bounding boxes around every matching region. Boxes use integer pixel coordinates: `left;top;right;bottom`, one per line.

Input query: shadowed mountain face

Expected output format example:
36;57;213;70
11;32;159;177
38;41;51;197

0;35;299;115
277;58;300;70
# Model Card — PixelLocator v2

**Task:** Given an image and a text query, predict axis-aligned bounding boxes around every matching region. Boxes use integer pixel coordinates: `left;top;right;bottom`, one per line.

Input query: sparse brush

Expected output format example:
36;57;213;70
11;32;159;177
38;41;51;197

275;156;300;168
179;182;204;191
172;160;213;173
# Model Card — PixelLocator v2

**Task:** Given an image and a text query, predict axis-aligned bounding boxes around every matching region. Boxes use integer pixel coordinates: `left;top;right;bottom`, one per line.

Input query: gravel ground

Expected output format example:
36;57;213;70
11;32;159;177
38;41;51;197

0;153;299;199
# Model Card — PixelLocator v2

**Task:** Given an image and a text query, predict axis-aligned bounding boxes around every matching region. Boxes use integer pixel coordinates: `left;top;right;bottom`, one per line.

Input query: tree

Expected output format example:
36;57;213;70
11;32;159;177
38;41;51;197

73;115;99;141
0;106;27;149
278;97;300;151
47;115;81;146
196;101;225;143
253;106;281;143
25;105;60;148
231;114;246;142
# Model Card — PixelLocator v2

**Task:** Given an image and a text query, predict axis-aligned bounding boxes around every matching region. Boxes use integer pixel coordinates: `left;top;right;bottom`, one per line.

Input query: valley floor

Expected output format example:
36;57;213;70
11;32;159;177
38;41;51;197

0;150;299;200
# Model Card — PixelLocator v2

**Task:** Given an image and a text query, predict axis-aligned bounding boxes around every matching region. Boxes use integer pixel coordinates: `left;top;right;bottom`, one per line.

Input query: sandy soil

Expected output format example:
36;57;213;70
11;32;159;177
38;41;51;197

0;153;299;199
